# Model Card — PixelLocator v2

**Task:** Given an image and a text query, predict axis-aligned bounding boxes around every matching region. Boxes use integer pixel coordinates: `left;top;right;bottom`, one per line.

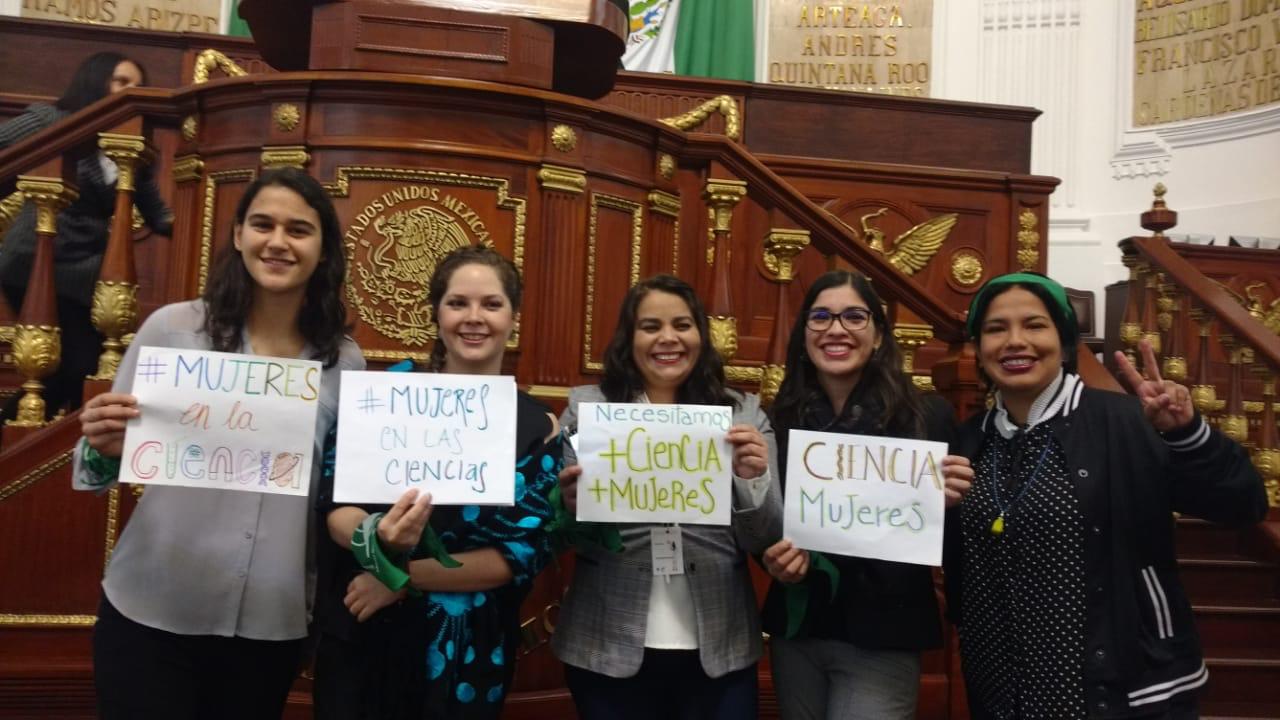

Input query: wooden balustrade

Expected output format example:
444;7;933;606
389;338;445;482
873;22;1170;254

1119;186;1280;508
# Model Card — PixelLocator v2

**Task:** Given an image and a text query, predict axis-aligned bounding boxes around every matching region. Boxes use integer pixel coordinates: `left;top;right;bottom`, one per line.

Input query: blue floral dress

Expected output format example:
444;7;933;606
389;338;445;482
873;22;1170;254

314;377;561;720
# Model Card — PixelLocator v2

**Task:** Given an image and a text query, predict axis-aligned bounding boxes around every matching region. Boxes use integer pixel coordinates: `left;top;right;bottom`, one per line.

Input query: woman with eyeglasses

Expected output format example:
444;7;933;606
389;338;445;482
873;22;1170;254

759;270;973;720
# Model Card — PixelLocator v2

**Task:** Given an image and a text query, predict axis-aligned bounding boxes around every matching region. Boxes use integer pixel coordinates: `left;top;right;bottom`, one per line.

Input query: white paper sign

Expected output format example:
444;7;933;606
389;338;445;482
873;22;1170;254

333;371;517;505
116;347;322;496
783;429;947;566
576;402;733;525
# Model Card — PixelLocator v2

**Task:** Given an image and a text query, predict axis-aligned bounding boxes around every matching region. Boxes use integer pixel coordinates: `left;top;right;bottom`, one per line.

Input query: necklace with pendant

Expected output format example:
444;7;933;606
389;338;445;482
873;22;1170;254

988;442;1051;536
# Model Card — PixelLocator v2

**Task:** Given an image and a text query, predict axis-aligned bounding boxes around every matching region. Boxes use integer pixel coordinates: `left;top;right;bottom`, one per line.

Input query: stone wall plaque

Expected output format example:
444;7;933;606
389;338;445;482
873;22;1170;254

766;1;934;97
1133;0;1280;126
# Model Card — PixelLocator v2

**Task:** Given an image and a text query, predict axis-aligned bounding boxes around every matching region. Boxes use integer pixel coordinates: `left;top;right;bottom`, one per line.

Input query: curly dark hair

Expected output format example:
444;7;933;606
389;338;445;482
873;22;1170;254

599;274;737;408
425;245;522;372
57;52;145;113
201;168;350;367
770;270;925;438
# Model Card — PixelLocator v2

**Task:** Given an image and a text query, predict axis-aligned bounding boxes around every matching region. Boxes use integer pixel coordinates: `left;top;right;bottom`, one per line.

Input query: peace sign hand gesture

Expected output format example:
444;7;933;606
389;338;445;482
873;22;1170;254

1114;339;1195;433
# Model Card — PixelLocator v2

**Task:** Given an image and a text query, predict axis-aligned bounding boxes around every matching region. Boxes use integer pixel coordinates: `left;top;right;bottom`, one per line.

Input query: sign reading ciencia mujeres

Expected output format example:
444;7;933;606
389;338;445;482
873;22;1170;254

784;429;946;566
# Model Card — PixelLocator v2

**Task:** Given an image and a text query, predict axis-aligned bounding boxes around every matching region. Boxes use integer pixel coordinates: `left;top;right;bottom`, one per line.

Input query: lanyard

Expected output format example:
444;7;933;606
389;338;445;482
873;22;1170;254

987;442;1051;536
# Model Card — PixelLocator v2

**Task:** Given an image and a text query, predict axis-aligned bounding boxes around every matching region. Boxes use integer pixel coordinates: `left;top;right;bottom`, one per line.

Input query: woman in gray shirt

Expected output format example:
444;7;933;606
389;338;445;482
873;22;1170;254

73;168;364;719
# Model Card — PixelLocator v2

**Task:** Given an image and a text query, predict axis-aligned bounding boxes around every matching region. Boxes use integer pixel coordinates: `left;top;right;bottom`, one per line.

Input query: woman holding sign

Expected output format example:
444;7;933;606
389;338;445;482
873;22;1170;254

758;270;973;720
73;167;364;718
945;272;1266;719
554;274;781;720
314;244;562;720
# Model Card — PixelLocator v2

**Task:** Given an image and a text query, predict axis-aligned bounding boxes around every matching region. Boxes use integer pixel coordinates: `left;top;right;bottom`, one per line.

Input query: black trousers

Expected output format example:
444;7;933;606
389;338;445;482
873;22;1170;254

564;649;758;720
93;595;304;720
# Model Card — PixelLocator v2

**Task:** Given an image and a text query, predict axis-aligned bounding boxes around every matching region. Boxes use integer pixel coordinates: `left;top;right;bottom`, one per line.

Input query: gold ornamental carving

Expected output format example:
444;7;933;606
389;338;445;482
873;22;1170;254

17;176;77;235
0;448;71;502
192;49;248;84
658;95;741;141
273;103;302;132
261;146;310;169
172;155;205;183
1191;384;1221;414
703;179;747;267
950;250;984;287
1213;281;1280;335
199;169;257;294
1220;414;1249;443
709;315;738;363
1016;209;1040;271
763;229;810;281
850;208;957;276
1161;357;1188;384
725;364;763;384
647;190;680;218
328;168;527;354
582;193;644;371
537;164;587;195
0;191;23;236
181;115;198;142
657;153;676;180
550;124;577;152
98;133;148;194
8;324;61;428
90;281;139;381
760;364;785;407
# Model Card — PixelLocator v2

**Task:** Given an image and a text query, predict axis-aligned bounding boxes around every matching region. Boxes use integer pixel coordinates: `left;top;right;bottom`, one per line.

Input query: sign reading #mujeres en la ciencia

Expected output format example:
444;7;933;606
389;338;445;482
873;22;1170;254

784;429;946;566
333;371;517;505
116;347;322;497
576;402;733;525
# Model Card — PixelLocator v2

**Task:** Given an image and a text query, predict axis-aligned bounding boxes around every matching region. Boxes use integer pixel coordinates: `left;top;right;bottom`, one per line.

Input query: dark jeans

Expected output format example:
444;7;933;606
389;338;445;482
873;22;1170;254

93;595;304;720
565;649;758;720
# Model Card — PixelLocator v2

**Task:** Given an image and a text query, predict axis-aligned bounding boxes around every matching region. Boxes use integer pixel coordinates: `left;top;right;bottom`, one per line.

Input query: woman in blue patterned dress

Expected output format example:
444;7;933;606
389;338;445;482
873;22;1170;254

313;245;561;719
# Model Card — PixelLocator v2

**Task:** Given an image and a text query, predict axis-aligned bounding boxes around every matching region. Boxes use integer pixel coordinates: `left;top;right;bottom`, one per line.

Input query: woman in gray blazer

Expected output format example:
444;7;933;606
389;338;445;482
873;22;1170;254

554;274;781;719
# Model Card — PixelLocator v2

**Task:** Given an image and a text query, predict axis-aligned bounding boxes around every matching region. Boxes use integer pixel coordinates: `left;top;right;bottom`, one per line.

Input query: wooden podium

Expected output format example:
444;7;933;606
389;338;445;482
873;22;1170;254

238;0;627;98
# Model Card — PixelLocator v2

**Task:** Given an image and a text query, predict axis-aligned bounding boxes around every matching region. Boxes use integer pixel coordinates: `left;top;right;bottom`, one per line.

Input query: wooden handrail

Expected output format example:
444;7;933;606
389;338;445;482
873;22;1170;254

0;87;178;195
681;133;976;342
1123;236;1280;371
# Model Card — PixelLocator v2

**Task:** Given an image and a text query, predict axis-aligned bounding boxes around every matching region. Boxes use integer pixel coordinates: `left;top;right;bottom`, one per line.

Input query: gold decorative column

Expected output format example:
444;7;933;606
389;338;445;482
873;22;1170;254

759;229;809;405
1219;340;1248;443
703;179;747;363
1188;308;1219;414
1159;285;1187;383
7;177;76;427
1119;257;1145;365
1139;269;1162;357
893;324;935;391
92;132;148;380
1251;370;1280;508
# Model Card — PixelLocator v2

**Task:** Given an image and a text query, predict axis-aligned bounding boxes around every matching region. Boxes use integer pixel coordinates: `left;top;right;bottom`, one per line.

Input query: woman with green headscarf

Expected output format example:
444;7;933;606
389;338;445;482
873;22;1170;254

944;272;1267;719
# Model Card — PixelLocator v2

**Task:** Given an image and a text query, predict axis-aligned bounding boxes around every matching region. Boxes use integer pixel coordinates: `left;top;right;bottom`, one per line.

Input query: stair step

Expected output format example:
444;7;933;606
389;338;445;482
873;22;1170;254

1176;518;1252;559
1194;606;1280;656
1179;558;1280;605
1201;657;1280;717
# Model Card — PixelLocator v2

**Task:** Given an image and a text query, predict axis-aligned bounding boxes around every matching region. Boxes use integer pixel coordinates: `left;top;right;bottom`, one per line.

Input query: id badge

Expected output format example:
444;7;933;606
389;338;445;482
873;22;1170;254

651;525;684;579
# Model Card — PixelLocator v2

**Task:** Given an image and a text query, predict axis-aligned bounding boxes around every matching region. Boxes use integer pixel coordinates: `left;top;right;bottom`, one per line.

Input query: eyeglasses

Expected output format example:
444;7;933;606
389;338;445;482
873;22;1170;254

806;307;873;332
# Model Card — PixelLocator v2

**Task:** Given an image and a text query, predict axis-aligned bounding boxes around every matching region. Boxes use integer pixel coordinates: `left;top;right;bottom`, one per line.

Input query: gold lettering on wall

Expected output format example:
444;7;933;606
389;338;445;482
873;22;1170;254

768;2;933;96
21;0;220;33
1132;0;1280;126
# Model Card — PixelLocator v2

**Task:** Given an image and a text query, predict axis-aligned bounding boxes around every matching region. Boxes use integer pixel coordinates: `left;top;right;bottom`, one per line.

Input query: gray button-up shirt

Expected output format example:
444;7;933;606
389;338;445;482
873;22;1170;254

72;300;364;640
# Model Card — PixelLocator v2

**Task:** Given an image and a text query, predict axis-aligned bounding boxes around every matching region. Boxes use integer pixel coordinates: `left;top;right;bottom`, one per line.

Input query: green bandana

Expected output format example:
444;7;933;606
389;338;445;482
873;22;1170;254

965;272;1077;340
782;551;841;639
351;512;413;592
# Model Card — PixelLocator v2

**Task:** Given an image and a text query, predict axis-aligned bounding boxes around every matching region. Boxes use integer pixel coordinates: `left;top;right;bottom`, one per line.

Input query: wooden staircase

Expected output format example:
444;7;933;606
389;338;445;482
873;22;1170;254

1176;518;1280;718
